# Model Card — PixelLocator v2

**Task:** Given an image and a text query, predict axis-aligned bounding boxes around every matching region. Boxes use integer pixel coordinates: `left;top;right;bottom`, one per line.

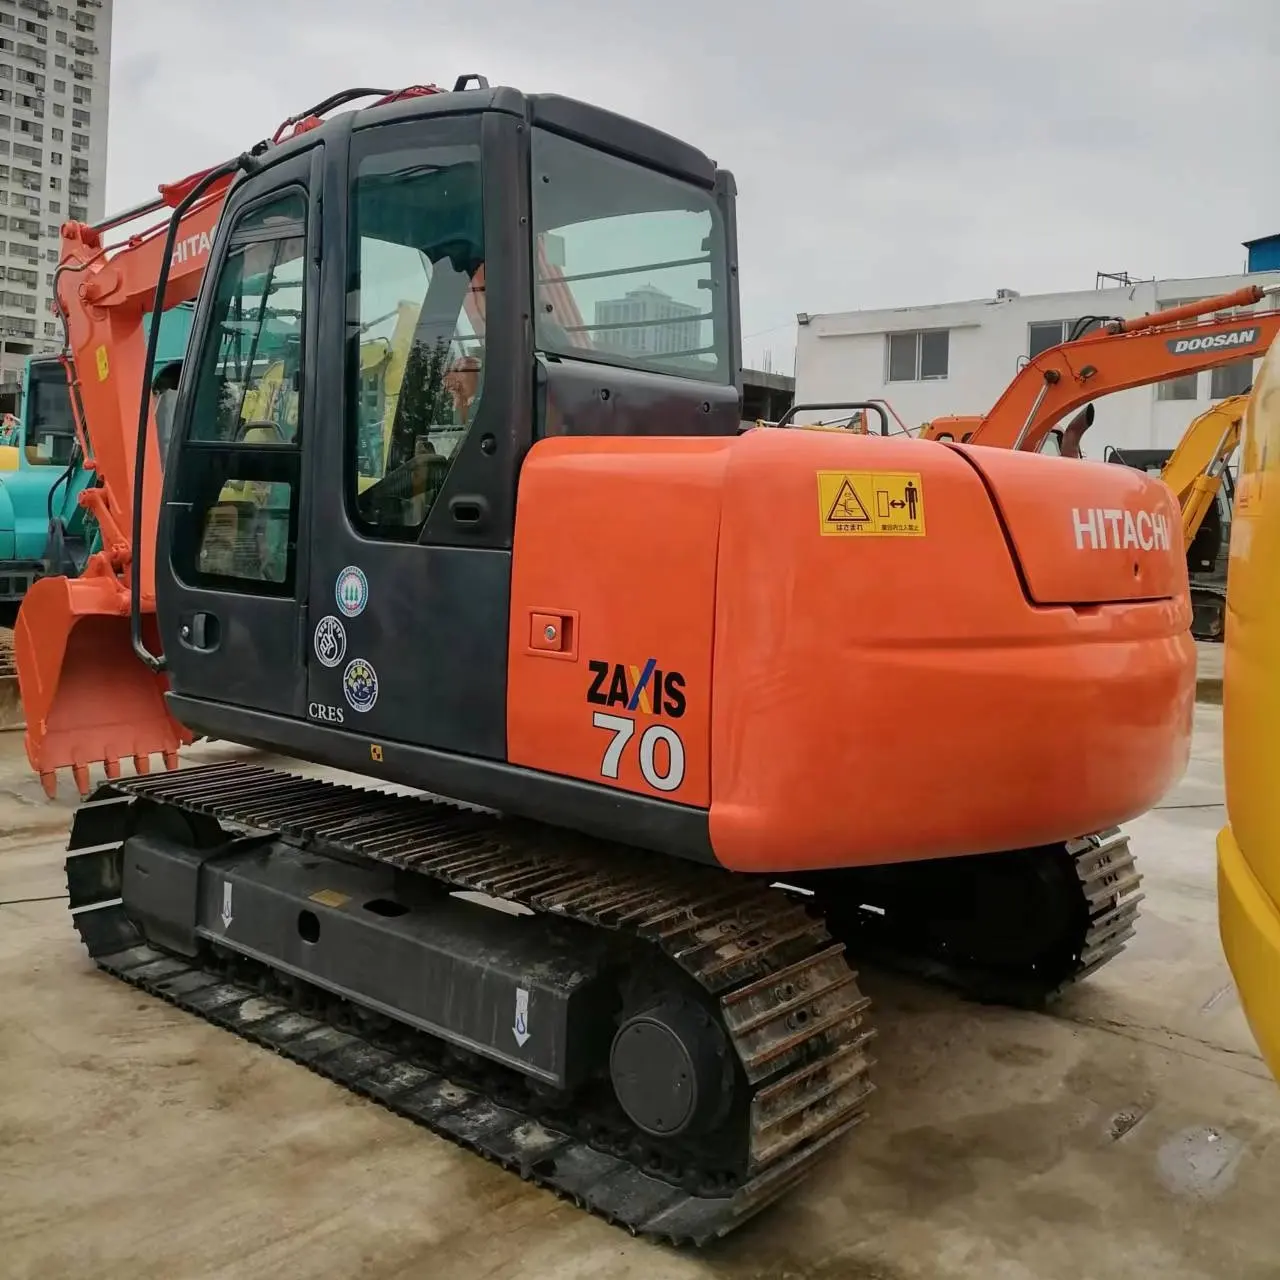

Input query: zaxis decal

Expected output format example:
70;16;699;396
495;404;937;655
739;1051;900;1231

585;657;687;793
585;658;686;719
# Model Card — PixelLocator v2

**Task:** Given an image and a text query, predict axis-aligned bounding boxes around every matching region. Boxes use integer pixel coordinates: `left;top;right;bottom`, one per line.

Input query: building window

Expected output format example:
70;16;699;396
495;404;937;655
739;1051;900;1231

1027;316;1105;357
887;328;949;381
1155;298;1201;402
53;78;64;92
1211;359;1256;400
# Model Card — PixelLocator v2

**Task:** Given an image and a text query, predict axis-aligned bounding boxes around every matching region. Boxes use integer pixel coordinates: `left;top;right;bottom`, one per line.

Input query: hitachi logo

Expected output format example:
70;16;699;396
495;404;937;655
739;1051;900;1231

170;231;212;267
1072;507;1172;552
1166;327;1259;356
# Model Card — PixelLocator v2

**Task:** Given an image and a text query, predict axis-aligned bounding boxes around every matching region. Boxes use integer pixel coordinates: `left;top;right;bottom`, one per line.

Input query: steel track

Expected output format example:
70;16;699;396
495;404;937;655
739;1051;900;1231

66;760;878;1246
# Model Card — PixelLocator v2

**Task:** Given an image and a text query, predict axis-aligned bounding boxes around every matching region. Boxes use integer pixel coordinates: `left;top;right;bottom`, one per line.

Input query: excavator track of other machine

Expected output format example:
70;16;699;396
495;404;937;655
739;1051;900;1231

66;760;1143;1240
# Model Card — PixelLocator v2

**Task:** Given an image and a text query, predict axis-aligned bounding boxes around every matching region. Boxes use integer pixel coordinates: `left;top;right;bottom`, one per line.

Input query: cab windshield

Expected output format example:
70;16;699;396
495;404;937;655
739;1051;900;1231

530;128;731;384
24;360;77;466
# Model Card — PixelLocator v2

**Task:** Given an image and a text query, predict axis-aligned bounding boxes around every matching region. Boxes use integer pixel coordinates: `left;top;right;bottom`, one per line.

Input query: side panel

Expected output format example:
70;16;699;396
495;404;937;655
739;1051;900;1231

506;435;729;808
707;429;1194;873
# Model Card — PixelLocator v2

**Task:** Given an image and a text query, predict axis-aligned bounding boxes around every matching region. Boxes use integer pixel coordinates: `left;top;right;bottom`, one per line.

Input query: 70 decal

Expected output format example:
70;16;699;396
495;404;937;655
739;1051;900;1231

592;712;686;793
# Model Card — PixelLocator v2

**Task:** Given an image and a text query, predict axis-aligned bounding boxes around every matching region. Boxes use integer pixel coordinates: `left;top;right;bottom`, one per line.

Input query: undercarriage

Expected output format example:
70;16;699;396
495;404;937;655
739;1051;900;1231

66;760;1143;1244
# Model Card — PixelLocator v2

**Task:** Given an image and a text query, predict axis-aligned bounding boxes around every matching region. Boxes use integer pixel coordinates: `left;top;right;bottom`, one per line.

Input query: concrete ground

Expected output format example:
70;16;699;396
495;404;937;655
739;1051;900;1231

1;703;1274;1280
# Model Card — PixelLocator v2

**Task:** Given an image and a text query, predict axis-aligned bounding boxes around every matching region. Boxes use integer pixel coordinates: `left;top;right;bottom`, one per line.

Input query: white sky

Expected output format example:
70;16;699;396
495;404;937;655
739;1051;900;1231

105;0;1280;374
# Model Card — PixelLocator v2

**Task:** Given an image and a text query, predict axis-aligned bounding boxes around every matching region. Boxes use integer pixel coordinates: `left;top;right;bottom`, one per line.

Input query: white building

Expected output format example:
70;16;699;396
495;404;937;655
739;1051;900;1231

0;0;111;412
794;263;1280;459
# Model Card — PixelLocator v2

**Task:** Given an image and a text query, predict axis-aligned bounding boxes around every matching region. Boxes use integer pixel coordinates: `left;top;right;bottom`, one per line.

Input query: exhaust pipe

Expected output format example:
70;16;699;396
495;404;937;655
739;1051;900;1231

1059;403;1095;459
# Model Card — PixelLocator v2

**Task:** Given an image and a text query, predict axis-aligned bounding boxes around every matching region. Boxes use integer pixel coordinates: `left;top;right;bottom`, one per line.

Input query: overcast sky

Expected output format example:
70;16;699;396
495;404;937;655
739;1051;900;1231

106;0;1279;371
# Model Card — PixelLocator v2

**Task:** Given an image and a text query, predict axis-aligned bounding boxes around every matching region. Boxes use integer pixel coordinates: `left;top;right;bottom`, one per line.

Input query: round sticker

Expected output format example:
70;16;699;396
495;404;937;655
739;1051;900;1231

313;615;347;668
335;565;369;618
342;657;379;713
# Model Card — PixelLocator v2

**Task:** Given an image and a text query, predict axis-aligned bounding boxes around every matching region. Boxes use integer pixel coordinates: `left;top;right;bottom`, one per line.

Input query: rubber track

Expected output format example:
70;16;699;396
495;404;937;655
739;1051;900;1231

66;761;877;1246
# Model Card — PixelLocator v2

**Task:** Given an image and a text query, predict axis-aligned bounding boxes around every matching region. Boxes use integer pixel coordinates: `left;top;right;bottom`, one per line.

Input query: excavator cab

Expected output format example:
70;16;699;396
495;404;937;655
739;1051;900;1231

154;86;740;752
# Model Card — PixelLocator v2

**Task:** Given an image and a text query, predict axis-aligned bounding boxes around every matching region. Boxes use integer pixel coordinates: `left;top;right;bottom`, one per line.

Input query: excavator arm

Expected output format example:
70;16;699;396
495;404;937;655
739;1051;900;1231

1156;395;1246;552
13;177;232;795
921;285;1280;453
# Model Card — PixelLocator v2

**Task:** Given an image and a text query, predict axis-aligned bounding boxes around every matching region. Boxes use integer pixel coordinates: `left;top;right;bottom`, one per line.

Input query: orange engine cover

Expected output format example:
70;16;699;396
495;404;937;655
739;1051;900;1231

506;429;1195;874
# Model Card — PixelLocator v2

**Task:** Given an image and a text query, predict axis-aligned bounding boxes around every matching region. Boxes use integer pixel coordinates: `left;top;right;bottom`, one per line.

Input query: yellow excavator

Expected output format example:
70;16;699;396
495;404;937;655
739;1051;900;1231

1106;395;1247;640
1218;332;1280;1081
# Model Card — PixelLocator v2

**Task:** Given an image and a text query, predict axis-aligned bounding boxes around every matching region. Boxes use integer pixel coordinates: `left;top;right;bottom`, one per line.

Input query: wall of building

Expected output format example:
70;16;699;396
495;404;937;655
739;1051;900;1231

794;269;1280;459
0;0;111;413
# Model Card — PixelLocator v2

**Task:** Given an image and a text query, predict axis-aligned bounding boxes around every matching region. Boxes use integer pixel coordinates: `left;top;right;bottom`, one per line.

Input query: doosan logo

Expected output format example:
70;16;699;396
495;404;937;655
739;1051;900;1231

1166;327;1259;356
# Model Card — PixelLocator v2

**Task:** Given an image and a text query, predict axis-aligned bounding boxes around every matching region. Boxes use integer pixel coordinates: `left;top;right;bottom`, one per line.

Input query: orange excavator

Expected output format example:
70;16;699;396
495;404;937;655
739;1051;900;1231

28;78;1194;1242
918;287;1279;455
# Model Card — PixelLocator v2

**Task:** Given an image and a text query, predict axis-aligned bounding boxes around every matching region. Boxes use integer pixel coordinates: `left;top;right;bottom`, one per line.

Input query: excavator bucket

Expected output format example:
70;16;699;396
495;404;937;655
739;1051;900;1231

14;572;190;797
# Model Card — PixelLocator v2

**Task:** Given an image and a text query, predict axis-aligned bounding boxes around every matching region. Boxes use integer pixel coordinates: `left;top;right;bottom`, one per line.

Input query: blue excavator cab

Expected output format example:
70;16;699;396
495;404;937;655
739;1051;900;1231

0;305;193;608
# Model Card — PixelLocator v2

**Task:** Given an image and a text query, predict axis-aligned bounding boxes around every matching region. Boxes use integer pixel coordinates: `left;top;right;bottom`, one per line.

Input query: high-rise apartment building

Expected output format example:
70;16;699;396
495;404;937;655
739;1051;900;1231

0;0;110;412
595;286;703;360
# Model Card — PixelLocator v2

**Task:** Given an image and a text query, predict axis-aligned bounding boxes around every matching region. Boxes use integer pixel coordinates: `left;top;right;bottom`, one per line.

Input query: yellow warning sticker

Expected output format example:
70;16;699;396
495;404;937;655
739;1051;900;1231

817;470;926;537
308;888;350;908
94;344;109;382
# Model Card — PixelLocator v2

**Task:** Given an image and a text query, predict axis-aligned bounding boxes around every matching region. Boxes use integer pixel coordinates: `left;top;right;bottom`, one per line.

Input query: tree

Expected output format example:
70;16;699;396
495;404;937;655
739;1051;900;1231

387;336;453;472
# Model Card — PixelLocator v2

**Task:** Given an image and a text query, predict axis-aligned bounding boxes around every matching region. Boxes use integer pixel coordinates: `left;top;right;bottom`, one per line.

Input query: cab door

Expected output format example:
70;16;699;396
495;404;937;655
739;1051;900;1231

157;149;321;717
299;111;527;758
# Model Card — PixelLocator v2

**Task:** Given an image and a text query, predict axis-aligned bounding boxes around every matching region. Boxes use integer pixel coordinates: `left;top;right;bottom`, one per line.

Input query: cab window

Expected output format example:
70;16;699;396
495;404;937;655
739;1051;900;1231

170;189;307;594
345;136;484;541
530;128;730;384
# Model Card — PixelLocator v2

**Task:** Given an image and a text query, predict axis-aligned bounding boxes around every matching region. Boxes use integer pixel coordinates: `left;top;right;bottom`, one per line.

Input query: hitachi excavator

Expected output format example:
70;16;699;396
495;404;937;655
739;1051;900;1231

18;78;1195;1243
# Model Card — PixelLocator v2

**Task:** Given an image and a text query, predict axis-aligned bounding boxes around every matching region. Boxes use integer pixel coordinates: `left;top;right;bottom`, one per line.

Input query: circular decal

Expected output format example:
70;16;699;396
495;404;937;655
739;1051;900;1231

343;657;379;713
313;615;347;668
335;565;369;618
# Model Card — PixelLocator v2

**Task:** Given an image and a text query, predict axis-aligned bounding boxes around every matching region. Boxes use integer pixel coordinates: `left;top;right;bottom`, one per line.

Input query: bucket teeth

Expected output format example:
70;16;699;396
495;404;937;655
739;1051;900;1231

36;752;182;800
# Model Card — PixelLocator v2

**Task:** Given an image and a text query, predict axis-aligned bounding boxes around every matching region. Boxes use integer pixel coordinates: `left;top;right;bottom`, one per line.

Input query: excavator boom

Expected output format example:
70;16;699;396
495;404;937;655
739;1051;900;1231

921;285;1279;453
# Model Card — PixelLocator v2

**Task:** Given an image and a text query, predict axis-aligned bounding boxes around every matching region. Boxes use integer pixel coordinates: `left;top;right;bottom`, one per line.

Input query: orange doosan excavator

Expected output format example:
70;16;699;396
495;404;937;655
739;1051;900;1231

18;79;1196;1242
916;288;1279;455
